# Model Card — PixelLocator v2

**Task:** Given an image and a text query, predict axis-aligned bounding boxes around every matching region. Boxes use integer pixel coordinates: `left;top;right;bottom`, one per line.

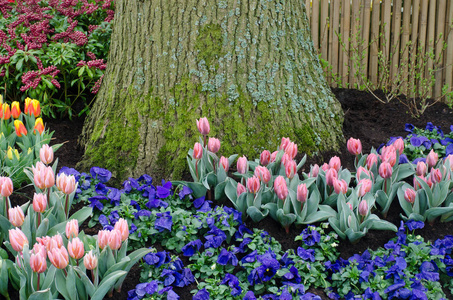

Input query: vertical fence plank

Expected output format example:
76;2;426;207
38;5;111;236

446;0;453;97
350;0;361;87
381;0;392;88
330;0;340;87
426;0;437;98
434;0;446;99
320;0;329;79
305;0;311;23
311;0;320;50
400;0;411;95
341;0;351;87
361;0;371;82
390;0;402;89
369;0;380;86
409;0;421;98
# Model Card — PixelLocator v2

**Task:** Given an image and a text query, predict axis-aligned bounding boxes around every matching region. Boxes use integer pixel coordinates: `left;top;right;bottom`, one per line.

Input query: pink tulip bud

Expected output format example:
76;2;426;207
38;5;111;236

279;137;291;150
426;177;433;188
98;230;110;250
39;144;54;165
30;252;47;273
9;228;28;252
48;246;69;269
333;179;348;194
42;234;63;252
347;138;362;156
430;168;442;184
413;175;425;190
329;156;341;172
56;173;76;195
32;193;47;213
274;176;288;200
83;250;98;270
236;183;246;197
66;219;79;239
254;166;271;184
270;151;278;163
347;215;352;227
358;200;368;216
366;153;378;170
237;156;248;174
108;229;122;250
247;176;261;194
445;154;453;171
416;161;427;176
114;218;129;242
0;176;13;198
380;145;397;167
297;184;308;203
404;188;416;204
281;153;290;167
207;138;220;153
8;206;24;227
196;117;210;135
285;142;298;159
321;163;329;171
426;149;439;169
325;168;338;187
310;164;320;178
68;237;84;259
32;243;46;258
193;142;203;160
358;179;372;197
39;166;55;189
356;166;371;181
378;162;393;179
260;150;271;166
392;138;405;155
285;160;297;179
219;156;229;172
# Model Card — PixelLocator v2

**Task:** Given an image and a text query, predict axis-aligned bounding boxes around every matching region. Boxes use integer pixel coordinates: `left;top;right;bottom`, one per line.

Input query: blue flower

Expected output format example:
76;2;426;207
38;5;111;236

248;251;280;285
193;196;206;208
363;287;381;300
135;210;152;218
58;167;81;180
282;266;301;283
138;174;153;185
300;293;321;300
95;183;109;195
385;257;407;280
217;248;238;266
178;186;193;199
203;226;226;249
130;223;137;234
405;220;424;231
243;291;257;300
416;261;439;281
446;144;453;156
241;250;257;264
155;211;173;232
143;251;171;268
301;226;321;246
88;196;105;211
426;122;435;131
412;157;426;165
90;167;112;183
410;136;429;147
279;288;292;300
157;180;172;198
123;177;140;193
108;188;121;205
405;123;415;132
297;247;315;262
220;274;242;297
193;288;209;300
161;259;193;287
399;154;409;164
181;239;203;257
135;281;158;298
158;287;179;300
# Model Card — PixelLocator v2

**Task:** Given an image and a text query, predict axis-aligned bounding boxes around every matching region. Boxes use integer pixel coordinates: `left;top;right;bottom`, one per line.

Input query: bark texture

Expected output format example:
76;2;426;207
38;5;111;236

79;0;344;181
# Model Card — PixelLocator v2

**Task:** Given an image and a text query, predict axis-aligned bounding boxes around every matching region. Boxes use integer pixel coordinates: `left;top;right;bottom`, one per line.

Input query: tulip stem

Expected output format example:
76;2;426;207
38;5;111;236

37;212;41;228
37;273;40;291
5;196;9;216
195;160;199;182
64;194;69;219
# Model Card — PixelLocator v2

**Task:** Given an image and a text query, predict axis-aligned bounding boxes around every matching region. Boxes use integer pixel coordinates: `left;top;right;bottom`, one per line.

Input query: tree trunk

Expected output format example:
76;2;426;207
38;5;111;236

79;0;344;181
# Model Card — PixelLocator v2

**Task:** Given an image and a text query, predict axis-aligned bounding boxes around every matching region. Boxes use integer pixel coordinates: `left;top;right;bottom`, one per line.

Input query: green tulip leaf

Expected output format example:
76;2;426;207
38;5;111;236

246;206;268;223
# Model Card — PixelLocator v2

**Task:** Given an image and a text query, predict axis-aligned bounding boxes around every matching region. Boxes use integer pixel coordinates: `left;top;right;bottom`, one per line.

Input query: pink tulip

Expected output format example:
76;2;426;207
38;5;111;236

219;156;229;172
380;145;397;167
333;179;348;194
285;142;298;159
281;153;290;167
285;160;297;179
0;176;13;197
68;237;84;260
404;188;416;204
32;243;46;258
9;228;28;252
43;166;55;188
48;246;69;269
83;250;98;270
310;164;320;178
392;138;405;155
347;137;362;156
297;184;308;203
274;176;288;200
236;183;246;197
445;154;453;171
237;156;248;174
416;161;427;176
65;219;79;239
36;235;61;252
378;162;393;179
8;206;24;227
39;144;54;165
247;176;261;194
426;149;439;169
366;153;378;170
430;168;442;184
260;150;271;166
356;166;371;180
413;175;424;190
358;200;368;216
30;252;47;273
114;218;129;242
358;179;372;197
279;137;291;151
329;156;341;172
207;138;220;153
196;117;210;135
98;230;110;250
193;142;203;160
108;229;122;250
254;166;271;184
33;193;47;213
56;173;76;195
270;151;278;163
325;168;338;187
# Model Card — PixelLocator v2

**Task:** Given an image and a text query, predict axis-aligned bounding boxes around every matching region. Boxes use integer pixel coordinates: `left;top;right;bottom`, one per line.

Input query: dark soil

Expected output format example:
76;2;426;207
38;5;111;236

12;89;453;299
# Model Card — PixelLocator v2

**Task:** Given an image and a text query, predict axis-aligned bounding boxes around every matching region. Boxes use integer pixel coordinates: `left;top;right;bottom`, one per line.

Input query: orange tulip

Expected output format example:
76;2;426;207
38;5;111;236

11;101;20;118
26;99;41;117
0;103;11;120
34;118;44;135
24;97;32;115
14;120;27;137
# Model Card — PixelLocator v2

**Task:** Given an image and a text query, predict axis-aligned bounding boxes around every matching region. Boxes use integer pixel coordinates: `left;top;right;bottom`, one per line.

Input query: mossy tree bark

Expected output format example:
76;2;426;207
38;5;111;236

79;0;344;181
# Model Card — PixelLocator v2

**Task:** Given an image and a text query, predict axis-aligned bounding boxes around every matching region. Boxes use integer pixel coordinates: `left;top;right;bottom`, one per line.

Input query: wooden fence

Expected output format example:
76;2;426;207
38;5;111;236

305;0;453;100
